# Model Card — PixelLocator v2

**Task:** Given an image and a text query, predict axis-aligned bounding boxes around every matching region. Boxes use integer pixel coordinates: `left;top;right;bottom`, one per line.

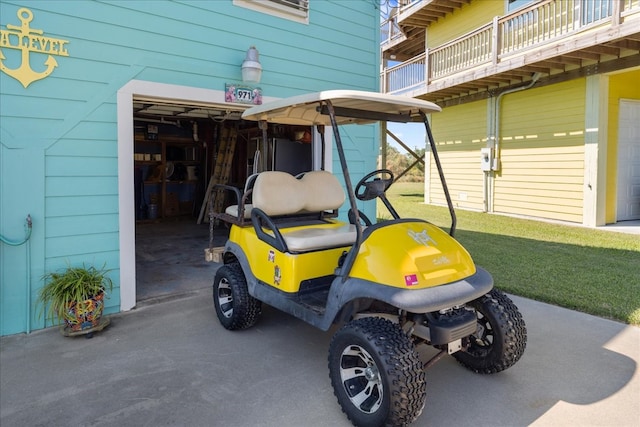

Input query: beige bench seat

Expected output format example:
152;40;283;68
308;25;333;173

250;170;355;252
281;224;356;252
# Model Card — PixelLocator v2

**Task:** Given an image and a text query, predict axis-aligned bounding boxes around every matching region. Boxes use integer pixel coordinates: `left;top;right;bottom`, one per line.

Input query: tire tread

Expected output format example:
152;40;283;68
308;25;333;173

328;317;426;427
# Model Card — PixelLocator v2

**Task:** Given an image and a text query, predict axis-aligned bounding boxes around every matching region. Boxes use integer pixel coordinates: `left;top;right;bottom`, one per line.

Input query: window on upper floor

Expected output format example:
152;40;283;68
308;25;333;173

234;0;309;24
507;0;534;12
580;0;611;24
507;0;612;25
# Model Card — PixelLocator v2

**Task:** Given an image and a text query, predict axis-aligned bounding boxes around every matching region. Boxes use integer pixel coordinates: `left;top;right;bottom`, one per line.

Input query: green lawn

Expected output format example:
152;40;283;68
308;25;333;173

379;182;640;326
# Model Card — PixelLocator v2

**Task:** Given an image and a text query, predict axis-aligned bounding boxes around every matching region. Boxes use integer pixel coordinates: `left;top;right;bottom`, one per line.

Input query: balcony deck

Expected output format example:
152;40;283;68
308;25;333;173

381;0;640;103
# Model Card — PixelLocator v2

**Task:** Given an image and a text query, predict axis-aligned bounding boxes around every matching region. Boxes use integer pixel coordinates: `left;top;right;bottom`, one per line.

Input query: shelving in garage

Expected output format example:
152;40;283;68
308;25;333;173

134;122;202;221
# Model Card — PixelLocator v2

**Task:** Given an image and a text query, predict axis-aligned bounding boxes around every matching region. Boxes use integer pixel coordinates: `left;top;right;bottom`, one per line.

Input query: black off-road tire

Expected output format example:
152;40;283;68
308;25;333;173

454;288;527;374
328;317;426;427
213;263;261;330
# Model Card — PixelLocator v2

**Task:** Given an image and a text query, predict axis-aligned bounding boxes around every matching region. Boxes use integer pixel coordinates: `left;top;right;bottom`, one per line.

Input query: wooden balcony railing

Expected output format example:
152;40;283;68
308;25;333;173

382;53;426;93
380;16;402;47
430;23;493;79
381;0;640;95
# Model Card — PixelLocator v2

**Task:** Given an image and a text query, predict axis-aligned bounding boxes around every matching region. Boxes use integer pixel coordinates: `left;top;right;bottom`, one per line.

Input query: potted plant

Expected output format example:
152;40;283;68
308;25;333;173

38;263;113;332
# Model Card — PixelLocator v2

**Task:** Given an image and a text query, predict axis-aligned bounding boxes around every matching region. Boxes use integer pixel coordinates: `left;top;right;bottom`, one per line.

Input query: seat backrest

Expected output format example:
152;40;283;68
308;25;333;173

244;173;259;193
298;171;346;212
252;170;344;217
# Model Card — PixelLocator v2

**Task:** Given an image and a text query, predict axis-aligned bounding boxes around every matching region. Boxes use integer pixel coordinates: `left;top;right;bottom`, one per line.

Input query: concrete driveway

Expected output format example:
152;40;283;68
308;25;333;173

1;289;638;426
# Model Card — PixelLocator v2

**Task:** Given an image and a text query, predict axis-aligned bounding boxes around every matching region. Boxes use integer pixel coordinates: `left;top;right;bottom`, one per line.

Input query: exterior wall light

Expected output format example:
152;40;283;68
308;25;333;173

241;46;262;84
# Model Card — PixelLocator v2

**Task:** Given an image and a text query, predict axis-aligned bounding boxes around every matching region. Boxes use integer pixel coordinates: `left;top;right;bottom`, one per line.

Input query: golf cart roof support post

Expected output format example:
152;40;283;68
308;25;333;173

316;124;326;170
325;100;362;280
379;192;400;220
421;111;457;237
381;121;387;173
259;120;269;172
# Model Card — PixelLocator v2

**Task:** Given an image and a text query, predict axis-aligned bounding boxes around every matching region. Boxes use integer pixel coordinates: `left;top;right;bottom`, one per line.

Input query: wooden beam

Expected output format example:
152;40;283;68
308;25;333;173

417;9;448;19
581;45;621;56
519;64;551;74
537;59;568;69
480;75;517;84
562;50;601;61
551;55;583;66
606;39;640;51
495;73;524;82
436;0;471;8
502;69;537;77
448;82;482;90
431;88;470;97
427;4;455;14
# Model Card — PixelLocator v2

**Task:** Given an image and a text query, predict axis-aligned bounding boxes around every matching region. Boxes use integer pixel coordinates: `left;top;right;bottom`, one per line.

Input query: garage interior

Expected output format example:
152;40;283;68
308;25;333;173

132;99;314;303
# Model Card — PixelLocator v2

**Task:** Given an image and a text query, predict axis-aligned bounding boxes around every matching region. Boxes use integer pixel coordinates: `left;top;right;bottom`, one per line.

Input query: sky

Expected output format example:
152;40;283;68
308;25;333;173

386;122;427;152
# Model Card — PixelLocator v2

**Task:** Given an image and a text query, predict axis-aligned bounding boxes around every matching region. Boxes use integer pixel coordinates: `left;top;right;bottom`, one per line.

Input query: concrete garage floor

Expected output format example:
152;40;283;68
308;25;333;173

135;217;226;304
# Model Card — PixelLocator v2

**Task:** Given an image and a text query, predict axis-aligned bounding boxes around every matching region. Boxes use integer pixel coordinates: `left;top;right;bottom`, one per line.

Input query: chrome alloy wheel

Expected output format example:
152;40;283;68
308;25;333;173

338;344;383;414
216;277;233;319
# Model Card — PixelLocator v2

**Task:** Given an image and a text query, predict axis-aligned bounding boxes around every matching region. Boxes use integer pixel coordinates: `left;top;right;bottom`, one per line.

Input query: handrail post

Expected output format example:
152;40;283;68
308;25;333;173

491;15;499;65
424;47;430;87
382;68;387;93
612;0;622;26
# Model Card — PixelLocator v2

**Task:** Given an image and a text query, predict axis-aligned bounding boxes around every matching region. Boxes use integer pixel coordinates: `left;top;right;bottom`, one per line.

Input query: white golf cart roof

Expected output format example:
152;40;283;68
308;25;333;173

241;90;441;126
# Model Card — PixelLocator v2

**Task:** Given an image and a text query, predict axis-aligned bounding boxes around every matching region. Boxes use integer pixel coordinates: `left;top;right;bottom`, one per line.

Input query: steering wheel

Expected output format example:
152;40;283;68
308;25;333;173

355;169;394;201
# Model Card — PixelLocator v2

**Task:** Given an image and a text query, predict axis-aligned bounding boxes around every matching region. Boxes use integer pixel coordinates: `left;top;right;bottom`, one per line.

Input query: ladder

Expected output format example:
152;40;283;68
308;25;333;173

197;126;237;224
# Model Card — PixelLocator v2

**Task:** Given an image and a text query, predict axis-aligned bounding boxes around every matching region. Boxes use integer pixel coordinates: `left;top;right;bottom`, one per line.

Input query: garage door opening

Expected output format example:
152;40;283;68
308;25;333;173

117;80;332;311
132;99;317;303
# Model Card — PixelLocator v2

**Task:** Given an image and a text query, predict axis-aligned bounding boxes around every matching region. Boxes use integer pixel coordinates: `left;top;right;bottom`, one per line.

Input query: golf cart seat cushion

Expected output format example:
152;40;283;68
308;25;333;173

224;173;259;219
225;204;253;219
252;170;345;216
282;224;357;252
297;171;346;212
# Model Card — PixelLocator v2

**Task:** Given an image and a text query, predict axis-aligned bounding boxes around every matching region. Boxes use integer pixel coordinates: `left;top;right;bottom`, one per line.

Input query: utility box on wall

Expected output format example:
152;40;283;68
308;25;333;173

480;147;492;171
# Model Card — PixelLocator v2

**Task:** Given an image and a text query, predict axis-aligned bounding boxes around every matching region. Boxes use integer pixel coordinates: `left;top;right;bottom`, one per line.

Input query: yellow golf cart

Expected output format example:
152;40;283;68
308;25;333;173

210;90;526;426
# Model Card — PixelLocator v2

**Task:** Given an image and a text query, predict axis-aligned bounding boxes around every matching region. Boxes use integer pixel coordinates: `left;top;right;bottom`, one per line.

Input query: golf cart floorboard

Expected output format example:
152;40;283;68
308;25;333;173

297;289;330;314
296;275;334;314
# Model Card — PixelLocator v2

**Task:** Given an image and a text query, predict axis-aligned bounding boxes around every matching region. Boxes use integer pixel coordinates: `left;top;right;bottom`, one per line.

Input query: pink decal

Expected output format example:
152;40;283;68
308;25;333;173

404;274;419;287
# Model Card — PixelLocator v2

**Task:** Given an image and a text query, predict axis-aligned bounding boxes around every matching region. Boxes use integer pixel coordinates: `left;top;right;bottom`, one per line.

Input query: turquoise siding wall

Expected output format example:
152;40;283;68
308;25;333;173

0;0;379;335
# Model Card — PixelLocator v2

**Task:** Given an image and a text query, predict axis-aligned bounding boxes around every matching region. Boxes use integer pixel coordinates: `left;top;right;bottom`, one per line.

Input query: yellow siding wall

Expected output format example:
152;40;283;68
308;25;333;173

429;101;487;210
495;79;586;222
427;0;503;48
606;70;640;223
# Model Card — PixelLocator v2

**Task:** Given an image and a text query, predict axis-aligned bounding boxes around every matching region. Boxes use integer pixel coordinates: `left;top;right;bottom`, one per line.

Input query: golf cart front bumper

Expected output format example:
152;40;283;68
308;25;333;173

337;266;493;314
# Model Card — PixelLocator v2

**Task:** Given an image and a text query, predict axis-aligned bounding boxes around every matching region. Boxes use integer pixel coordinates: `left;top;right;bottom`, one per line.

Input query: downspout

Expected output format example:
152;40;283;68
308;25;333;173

488;73;541;212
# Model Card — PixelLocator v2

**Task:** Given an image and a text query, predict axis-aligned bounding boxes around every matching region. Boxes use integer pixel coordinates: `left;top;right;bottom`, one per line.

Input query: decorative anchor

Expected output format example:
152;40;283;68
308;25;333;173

0;8;69;88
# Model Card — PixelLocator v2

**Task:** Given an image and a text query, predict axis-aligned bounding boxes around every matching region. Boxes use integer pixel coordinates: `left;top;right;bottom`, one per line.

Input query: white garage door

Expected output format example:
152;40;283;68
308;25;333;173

617;99;640;221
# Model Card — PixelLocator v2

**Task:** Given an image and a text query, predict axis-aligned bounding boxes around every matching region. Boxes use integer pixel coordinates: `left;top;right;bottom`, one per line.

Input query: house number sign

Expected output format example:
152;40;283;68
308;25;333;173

0;7;69;88
225;83;262;105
